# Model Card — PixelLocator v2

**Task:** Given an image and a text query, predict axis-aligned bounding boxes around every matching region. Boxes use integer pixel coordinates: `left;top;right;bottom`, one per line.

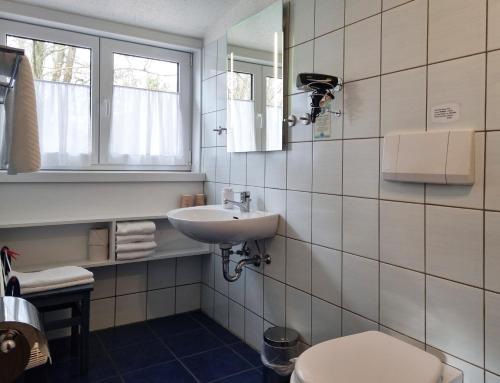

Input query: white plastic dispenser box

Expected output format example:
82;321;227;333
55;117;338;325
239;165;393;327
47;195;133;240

382;129;475;185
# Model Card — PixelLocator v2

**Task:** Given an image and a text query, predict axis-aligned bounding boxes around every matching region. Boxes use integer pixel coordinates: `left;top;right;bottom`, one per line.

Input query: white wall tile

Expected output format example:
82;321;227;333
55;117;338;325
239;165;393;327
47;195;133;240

343;138;379;198
427;54;486;131
345;15;381;82
427;276;484;366
245;309;264;351
286;238;312;292
216;36;227;74
246;152;265;187
265;150;287;189
312;193;342;249
342;309;378;336
286;190;312;242
487;373;500;383
380;326;425;350
91;266;116;300
312;140;342;194
202;253;215;287
383;0;411;11
486;132;500;210
382;0;427;73
343;196;379;260
486;212;500;293
216;109;227;147
247;186;265;211
202;112;217;148
202;147;216;182
380;201;425;272
289;0;315;46
312;245;342;305
314;29;344;78
228;263;245;305
289;42;314;93
214;291;229;326
346;0;381;24
203;41;217;80
116;263;147;295
312;297;341;345
428;0;486;63
265;235;286;282
342;253;379;321
115;292;147;326
287;142;312;191
288;92;313;141
486;291;500;375
427;346;485;383
380;264;425;341
344;77;381;139
245;268;264;317
228;301;245;339
147;288;175;320
201;284;214;317
176;284;201;313
264;277;286;326
426;132;485;209
90;298;115;331
216;73;226;111
230;152;247;185
265;188;287;236
286;286;312;344
176;255;202;285
202;76;216;113
205;182;216;205
315;0;344;37
381;65;427;137
426;205;483;287
487;51;500;131
216;146;230;183
489;0;500;51
215;258;229;295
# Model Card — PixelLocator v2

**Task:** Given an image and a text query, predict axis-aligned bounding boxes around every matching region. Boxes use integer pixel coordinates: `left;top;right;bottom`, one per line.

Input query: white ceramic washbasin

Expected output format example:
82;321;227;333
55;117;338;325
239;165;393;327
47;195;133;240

167;205;279;245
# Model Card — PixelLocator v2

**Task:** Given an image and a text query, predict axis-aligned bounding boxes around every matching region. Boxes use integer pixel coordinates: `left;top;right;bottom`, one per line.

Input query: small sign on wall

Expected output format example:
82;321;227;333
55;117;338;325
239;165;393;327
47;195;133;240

431;103;461;123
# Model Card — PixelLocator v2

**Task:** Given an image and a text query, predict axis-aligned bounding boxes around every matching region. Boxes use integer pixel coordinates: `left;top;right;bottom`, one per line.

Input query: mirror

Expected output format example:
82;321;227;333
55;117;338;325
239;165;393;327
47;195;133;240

226;0;285;152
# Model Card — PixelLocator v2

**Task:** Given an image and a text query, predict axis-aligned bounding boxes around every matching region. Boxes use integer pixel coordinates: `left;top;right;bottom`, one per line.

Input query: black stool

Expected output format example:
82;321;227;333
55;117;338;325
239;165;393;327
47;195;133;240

23;283;93;376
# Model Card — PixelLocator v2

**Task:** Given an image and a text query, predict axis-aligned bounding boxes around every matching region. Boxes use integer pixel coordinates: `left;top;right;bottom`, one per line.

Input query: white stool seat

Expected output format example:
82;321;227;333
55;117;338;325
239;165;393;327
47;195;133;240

292;331;443;383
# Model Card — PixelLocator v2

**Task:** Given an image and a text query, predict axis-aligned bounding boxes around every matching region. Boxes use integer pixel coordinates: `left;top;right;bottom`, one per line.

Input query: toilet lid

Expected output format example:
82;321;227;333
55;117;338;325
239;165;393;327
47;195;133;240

293;331;442;383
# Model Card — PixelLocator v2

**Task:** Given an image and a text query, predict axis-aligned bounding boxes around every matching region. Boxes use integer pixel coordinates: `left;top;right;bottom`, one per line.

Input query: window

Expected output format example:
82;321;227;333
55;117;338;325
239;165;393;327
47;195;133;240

0;21;192;170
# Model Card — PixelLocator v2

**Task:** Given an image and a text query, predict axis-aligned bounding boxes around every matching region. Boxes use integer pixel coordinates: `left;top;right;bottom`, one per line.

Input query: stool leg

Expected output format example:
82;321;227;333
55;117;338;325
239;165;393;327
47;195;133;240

80;295;90;376
71;304;79;357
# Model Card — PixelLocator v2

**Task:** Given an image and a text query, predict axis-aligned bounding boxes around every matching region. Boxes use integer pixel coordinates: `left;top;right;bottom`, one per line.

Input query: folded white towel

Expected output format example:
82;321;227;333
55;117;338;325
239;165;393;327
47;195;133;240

116;221;156;235
116;249;155;260
9;266;94;294
116;241;157;253
116;234;155;244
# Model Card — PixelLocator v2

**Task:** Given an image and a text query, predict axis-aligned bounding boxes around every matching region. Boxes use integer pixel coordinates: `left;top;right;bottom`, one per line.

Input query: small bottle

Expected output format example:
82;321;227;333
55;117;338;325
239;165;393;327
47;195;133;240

222;187;234;209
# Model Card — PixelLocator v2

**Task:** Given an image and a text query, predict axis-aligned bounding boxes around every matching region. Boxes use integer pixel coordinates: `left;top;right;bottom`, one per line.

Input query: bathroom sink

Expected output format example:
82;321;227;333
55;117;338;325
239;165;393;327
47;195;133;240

167;205;279;245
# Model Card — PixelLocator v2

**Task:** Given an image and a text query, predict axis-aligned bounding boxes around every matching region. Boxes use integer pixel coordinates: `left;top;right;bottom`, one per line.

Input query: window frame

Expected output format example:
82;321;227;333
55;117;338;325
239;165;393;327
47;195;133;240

0;19;194;171
99;38;192;170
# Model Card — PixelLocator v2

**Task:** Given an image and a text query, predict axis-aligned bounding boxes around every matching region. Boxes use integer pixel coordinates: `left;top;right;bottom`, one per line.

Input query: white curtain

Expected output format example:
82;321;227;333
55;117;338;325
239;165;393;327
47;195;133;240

227;99;256;152
108;86;185;165
266;105;282;151
35;81;91;167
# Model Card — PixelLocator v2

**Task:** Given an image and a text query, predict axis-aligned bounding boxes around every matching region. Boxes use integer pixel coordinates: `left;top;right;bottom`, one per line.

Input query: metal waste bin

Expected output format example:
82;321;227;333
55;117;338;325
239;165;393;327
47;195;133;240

261;327;300;383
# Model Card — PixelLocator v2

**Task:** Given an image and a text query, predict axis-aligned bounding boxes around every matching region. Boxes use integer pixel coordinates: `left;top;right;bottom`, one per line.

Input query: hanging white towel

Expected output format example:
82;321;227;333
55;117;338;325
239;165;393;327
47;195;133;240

115;234;155;244
116;241;157;253
2;55;40;174
9;266;94;294
116;221;156;235
116;249;155;261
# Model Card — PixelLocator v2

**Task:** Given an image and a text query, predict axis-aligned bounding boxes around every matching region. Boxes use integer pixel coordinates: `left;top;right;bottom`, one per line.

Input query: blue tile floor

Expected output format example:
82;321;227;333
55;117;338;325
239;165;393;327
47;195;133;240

23;311;265;383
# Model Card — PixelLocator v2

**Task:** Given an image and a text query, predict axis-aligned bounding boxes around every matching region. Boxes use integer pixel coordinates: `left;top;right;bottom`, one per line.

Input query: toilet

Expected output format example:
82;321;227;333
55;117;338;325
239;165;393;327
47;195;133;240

291;331;463;383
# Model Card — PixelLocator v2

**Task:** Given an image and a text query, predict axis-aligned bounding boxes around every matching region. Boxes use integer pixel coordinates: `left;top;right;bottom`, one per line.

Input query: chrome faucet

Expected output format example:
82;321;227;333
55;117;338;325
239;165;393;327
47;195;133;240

224;191;251;213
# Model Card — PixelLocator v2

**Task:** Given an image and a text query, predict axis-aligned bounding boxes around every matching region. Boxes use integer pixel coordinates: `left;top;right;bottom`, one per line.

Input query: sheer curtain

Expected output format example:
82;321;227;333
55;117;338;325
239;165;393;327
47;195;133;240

107;86;185;165
227;99;256;152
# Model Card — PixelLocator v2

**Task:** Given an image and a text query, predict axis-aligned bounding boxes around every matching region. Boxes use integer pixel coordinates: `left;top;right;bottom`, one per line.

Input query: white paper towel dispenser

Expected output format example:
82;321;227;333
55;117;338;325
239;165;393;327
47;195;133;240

382;129;475;185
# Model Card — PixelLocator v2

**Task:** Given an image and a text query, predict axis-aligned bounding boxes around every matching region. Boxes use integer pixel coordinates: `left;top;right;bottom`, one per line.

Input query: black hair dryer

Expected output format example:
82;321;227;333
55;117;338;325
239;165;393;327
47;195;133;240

296;73;342;123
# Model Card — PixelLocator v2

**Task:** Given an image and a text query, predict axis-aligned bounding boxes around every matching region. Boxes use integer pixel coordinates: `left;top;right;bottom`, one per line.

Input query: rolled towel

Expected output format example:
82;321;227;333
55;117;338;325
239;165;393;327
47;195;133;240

115;241;157;253
9;266;94;294
116;234;155;244
116;221;156;235
116;249;155;261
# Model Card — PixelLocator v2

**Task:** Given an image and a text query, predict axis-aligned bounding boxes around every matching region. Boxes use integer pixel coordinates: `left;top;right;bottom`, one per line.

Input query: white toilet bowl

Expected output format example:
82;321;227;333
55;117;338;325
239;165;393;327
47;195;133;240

290;331;463;383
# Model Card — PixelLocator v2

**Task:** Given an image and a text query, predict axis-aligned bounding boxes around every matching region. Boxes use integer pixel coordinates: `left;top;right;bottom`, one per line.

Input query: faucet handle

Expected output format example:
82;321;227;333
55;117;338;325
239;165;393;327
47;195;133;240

240;191;251;202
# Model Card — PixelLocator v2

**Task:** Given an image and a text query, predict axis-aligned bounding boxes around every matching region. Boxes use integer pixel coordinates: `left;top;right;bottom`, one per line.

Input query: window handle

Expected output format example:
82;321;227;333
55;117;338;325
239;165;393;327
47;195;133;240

102;98;111;117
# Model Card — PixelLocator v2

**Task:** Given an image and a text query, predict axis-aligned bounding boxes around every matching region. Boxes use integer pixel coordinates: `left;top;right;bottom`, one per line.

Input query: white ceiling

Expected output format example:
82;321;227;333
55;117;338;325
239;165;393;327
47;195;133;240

8;0;236;38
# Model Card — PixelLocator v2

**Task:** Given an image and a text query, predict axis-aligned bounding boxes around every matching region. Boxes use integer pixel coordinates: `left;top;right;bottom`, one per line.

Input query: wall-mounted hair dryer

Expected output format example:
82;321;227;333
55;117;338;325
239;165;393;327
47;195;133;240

296;73;342;123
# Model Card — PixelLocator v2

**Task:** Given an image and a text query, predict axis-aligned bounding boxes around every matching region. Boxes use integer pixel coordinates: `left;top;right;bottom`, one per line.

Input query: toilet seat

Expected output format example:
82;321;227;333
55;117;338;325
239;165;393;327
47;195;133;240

292;331;443;383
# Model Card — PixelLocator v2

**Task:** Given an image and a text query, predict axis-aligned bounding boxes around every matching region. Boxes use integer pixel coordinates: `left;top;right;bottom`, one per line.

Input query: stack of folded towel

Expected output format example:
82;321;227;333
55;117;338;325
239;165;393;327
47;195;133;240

9;266;94;294
116;221;157;260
